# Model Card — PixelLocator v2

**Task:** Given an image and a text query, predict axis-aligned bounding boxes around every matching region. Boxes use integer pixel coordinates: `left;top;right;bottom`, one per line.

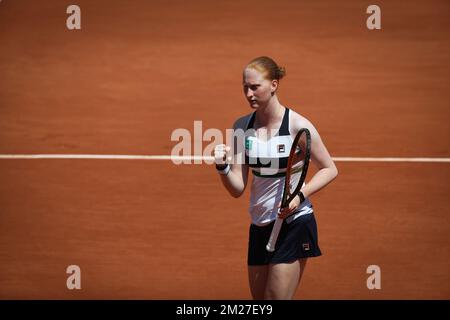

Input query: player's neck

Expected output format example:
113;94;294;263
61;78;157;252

255;97;284;127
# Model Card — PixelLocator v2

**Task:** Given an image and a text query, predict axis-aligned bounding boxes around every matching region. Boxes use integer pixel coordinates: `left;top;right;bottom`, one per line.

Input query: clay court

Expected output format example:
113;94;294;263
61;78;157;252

0;0;449;299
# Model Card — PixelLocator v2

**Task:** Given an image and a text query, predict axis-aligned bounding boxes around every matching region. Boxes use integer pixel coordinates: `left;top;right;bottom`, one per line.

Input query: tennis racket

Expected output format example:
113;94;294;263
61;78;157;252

266;128;312;252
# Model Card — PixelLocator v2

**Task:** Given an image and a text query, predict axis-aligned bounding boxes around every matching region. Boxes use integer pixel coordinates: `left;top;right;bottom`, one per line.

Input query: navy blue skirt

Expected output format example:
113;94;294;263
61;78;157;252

248;213;322;265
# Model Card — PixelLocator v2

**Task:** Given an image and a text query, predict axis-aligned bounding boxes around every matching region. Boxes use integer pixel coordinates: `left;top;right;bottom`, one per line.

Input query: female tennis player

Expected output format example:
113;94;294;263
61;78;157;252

214;56;338;300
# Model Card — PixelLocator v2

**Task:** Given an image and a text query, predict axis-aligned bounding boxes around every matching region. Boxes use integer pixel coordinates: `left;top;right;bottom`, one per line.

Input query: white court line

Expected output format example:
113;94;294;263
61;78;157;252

0;154;449;163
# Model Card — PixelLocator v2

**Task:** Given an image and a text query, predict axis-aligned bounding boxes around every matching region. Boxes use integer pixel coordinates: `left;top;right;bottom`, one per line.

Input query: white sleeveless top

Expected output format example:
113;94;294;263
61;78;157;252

244;108;313;226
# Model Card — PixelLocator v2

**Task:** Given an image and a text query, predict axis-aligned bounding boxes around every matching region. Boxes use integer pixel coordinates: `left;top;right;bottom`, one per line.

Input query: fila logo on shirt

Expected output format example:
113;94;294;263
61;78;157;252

277;144;285;153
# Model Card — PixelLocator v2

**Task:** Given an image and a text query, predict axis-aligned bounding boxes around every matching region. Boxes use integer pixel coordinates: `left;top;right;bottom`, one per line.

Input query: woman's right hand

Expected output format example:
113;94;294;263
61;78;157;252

214;144;231;167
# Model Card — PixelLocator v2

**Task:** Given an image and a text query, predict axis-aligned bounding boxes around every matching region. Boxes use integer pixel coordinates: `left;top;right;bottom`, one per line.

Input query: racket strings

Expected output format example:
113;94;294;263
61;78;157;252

285;134;308;197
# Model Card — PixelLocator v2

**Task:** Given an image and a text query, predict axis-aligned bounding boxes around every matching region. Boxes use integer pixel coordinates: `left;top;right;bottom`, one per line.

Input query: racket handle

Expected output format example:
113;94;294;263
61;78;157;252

266;218;283;252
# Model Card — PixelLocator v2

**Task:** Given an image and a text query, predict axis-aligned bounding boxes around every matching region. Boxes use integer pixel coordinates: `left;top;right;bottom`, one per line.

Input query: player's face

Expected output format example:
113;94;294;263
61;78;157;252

242;68;276;109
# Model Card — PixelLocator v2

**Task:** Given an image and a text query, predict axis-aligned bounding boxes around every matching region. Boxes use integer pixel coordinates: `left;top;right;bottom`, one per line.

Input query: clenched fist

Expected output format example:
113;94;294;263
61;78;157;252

214;144;232;166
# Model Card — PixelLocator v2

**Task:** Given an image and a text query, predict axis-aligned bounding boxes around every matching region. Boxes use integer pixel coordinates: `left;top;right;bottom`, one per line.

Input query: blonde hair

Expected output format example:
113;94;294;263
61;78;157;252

246;56;286;80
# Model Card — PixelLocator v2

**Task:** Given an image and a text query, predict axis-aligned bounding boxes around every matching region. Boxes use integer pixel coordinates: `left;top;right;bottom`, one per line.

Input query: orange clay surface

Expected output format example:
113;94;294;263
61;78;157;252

0;0;449;299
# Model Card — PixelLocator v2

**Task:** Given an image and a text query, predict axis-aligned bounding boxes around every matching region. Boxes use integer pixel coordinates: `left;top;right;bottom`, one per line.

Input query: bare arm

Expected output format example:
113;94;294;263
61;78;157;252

301;121;338;199
214;115;251;198
279;115;338;218
218;157;249;198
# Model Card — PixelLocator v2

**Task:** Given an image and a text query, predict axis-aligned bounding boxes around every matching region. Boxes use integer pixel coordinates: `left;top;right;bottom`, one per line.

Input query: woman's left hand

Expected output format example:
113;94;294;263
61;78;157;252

277;195;301;219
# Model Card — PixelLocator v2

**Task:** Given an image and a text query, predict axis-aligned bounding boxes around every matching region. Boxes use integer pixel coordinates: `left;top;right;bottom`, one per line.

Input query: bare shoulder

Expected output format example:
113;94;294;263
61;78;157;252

233;112;253;130
289;108;317;135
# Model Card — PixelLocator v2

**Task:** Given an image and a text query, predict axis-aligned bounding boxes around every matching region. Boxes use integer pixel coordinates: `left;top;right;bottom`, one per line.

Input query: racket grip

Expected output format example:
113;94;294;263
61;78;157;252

266;218;283;252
